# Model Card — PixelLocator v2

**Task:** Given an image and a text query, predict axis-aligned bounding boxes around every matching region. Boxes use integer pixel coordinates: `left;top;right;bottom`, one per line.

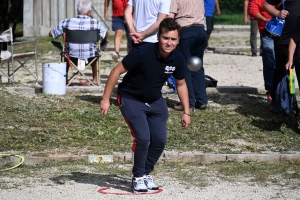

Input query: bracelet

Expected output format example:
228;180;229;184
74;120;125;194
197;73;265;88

183;112;191;116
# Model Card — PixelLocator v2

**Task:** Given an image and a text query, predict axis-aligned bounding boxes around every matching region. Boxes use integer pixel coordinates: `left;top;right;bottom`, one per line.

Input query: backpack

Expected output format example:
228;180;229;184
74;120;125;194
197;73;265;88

205;75;218;87
162;74;218;94
162;75;177;94
272;75;299;119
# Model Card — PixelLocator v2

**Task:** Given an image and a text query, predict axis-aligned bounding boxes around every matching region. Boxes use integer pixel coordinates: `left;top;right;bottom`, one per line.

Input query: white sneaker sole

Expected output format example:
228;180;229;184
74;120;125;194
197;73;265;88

112;53;119;63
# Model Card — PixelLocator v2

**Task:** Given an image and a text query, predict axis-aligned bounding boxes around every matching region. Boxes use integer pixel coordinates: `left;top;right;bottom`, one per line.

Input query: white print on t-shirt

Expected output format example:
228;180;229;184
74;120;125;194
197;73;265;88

164;65;175;74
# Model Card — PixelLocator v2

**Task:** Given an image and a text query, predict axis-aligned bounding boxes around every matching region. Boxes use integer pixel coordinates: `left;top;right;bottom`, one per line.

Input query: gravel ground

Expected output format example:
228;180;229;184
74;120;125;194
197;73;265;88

1;171;300;200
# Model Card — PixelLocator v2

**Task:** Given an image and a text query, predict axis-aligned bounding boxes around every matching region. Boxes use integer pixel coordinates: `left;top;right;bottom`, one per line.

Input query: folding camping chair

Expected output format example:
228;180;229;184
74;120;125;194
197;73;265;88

61;28;102;86
0;27;38;85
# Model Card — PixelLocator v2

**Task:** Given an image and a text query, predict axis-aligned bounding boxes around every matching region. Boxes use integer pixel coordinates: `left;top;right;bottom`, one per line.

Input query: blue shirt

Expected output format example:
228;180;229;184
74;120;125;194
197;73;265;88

119;43;186;103
204;0;216;17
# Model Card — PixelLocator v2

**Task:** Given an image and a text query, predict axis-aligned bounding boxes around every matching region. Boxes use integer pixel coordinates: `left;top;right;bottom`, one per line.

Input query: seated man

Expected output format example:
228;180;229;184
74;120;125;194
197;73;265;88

49;0;108;85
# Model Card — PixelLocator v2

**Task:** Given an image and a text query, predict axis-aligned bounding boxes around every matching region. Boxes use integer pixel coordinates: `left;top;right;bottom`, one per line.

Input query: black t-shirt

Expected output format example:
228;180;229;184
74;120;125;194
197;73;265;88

119;43;186;103
291;17;300;45
291;17;300;63
266;0;300;45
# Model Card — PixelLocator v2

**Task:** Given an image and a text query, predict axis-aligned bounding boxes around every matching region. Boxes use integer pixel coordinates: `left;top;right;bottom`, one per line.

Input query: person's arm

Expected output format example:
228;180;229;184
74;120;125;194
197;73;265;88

263;1;289;19
130;13;168;42
215;0;221;15
104;0;110;20
175;79;191;129
100;62;127;115
49;20;64;38
243;0;249;24
124;4;139;43
249;0;269;23
285;38;296;70
124;5;136;33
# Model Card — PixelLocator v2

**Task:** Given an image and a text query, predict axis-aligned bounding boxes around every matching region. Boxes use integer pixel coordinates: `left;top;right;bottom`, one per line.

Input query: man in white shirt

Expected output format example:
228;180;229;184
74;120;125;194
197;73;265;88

124;0;171;48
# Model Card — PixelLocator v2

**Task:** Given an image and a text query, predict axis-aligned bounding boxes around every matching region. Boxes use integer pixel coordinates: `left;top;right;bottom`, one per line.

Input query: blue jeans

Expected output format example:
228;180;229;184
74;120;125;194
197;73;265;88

176;26;207;108
205;16;214;47
260;31;276;92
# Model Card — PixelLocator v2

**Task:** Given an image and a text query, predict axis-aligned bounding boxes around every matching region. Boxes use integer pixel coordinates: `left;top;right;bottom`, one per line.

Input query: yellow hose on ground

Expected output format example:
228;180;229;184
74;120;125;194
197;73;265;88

0;154;25;172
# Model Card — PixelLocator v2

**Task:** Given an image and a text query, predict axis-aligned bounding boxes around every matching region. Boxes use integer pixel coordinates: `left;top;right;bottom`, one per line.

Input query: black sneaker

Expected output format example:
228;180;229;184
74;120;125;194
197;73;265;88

143;174;159;190
195;101;207;110
132;177;148;193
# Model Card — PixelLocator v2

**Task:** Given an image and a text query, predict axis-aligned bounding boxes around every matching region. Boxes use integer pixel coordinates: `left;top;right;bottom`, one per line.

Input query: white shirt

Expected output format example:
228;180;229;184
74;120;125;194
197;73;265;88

128;0;171;43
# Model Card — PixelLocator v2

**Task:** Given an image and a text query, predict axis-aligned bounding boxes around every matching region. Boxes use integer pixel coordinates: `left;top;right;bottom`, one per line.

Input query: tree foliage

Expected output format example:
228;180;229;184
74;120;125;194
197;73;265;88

219;0;244;14
0;0;23;39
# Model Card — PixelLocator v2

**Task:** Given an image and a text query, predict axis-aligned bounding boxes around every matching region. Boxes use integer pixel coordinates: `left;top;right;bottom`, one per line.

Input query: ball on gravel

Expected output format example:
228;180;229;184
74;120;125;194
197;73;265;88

187;56;203;71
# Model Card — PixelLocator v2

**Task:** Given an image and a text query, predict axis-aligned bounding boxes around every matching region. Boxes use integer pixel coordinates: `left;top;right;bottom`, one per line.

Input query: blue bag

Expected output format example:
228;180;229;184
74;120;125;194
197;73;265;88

162;75;177;94
272;75;299;120
265;0;285;40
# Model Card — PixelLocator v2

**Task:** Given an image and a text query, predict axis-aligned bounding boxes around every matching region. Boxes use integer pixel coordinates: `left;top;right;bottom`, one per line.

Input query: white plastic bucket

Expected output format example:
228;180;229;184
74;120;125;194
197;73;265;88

42;62;67;95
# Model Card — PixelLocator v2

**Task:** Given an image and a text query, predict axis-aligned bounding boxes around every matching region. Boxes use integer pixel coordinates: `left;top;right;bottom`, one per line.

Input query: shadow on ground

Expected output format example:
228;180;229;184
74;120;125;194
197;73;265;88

50;172;132;193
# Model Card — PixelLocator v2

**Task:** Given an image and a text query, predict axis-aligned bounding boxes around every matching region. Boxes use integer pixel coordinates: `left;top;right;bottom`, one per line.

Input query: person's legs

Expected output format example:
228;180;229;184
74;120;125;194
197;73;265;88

68;57;99;84
89;57;99;84
114;29;124;53
144;97;168;175
176;26;207;108
192;27;207;107
270;44;289;104
250;20;258;56
205;16;213;48
112;16;125;62
260;31;276;94
117;95;151;177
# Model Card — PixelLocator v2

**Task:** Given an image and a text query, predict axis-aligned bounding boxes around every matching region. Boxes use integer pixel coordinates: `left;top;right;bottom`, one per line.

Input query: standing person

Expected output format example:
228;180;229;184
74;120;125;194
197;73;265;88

244;0;259;57
170;0;208;111
264;0;300;109
124;0;171;48
49;0;108;85
100;18;191;193
249;0;276;101
204;0;221;53
104;0;130;62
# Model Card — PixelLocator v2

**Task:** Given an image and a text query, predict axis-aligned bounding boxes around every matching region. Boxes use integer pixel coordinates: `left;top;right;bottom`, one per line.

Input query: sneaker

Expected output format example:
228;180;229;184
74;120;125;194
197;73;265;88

112;52;121;63
132;177;148;193
195;101;207;110
251;53;257;57
174;104;184;111
143;174;159;190
266;92;272;101
174;104;195;111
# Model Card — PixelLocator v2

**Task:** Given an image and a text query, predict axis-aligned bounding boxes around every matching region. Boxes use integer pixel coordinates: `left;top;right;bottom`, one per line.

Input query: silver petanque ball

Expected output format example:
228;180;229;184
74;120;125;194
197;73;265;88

187;56;203;71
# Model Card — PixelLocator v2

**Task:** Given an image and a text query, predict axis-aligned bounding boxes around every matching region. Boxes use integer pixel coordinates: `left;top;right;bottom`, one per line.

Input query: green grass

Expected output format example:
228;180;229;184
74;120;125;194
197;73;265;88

214;14;244;25
163;160;300;188
0;88;299;155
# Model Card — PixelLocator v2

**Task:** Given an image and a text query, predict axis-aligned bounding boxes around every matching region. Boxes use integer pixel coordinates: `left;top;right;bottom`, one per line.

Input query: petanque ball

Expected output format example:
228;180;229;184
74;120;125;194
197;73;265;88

187;56;203;71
